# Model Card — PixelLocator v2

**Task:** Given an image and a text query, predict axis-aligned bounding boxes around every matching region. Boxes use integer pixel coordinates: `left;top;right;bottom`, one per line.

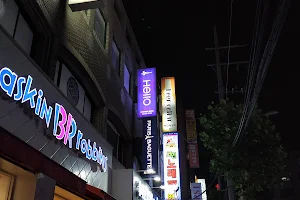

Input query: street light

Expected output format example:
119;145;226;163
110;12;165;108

151;185;165;190
143;176;161;182
154;176;161;182
136;169;156;174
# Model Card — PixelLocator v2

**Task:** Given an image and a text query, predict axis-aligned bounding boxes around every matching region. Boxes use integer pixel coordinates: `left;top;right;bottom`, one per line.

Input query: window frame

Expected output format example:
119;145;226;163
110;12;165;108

54;60;93;121
111;39;121;75
107;120;125;164
0;170;15;200
0;0;34;56
123;62;131;95
94;8;107;48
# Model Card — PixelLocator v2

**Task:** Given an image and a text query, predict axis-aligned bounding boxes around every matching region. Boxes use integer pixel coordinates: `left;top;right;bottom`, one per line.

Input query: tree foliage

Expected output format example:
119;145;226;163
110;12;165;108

199;100;287;199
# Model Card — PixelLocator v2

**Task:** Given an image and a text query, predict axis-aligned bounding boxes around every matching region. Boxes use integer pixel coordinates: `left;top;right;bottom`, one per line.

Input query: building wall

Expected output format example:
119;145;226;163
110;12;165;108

0;0;149;196
3;0;148;166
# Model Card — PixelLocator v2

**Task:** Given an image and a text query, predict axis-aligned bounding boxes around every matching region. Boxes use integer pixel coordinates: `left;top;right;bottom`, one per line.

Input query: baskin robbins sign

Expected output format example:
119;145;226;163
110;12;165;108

137;68;157;118
0;67;108;172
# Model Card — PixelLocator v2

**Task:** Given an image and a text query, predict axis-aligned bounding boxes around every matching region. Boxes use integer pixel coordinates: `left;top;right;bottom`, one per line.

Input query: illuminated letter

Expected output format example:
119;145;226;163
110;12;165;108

14;77;26;100
0;67;17;97
53;103;67;139
76;130;83;150
86;139;92;160
65;113;77;148
21;76;37;108
92;142;98;161
39;98;53;128
81;139;87;154
35;90;43;115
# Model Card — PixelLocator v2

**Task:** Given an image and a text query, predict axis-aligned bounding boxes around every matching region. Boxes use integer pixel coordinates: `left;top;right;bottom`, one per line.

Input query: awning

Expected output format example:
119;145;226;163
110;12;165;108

86;185;116;200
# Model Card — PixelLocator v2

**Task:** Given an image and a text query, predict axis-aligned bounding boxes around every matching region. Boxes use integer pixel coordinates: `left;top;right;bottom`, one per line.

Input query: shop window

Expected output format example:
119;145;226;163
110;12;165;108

94;9;106;47
0;171;14;200
107;121;124;164
124;63;131;94
54;61;92;121
0;0;33;55
111;40;120;74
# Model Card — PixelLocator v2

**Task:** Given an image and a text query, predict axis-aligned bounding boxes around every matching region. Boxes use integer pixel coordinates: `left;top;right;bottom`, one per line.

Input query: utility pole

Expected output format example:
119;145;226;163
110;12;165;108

213;25;225;100
208;25;238;200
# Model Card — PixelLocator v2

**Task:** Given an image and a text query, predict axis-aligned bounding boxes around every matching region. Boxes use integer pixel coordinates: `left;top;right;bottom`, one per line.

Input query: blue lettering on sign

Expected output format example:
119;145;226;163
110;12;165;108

0;67;108;172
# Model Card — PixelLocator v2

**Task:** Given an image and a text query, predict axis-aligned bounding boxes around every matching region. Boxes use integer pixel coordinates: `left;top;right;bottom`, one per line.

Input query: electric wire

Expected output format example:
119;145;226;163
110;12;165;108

233;0;290;147
225;0;234;99
232;0;264;146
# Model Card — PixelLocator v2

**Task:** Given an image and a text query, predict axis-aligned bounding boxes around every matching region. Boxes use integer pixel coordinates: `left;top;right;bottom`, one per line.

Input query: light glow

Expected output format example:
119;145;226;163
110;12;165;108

0;67;108;171
163;132;181;200
161;77;177;132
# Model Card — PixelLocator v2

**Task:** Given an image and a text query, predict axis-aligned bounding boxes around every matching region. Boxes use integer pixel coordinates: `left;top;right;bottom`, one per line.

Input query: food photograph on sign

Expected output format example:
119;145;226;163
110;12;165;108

163;132;181;200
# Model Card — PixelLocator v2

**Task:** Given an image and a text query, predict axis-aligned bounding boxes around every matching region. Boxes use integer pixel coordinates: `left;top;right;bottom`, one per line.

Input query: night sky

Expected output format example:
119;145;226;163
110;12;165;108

123;0;299;153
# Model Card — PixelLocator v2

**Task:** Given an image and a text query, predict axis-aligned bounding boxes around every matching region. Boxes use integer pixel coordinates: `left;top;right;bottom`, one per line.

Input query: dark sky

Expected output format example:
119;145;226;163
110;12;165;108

123;0;300;152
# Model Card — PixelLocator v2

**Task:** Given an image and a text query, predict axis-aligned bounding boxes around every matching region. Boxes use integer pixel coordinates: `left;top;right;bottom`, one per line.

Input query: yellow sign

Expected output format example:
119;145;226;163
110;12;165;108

161;77;177;133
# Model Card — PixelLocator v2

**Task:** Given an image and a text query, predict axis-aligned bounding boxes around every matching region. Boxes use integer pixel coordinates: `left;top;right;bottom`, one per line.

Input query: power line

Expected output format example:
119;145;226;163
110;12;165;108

225;0;234;99
232;0;291;147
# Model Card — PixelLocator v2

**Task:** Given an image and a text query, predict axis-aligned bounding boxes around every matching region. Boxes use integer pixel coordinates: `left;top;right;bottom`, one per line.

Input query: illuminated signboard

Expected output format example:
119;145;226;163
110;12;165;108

192;179;207;200
0;67;108;171
185;109;197;142
68;0;105;12
137;68;157;118
142;117;158;173
161;77;177;132
163;132;181;200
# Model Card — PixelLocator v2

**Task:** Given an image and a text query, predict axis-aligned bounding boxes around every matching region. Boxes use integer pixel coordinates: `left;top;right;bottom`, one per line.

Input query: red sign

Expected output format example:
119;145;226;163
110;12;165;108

188;143;200;168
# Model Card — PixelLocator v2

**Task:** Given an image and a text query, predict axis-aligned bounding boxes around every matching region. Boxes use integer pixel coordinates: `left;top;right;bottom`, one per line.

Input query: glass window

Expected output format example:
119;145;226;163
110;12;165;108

111;40;120;73
0;171;14;200
83;95;91;121
94;9;106;47
124;63;130;93
55;61;92;121
0;0;33;55
107;122;119;158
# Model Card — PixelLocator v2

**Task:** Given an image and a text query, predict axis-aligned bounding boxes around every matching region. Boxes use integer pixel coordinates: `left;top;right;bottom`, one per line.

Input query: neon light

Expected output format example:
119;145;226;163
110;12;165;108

0;67;108;172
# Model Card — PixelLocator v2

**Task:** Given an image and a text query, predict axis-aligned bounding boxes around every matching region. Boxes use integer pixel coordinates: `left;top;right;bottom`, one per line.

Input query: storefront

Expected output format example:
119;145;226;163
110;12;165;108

111;169;158;200
0;23;113;199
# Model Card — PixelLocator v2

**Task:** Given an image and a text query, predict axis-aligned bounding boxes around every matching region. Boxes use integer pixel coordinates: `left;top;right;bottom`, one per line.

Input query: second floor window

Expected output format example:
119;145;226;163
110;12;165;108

107;121;124;164
0;0;33;55
94;9;106;47
55;61;92;121
112;40;120;74
124;63;131;94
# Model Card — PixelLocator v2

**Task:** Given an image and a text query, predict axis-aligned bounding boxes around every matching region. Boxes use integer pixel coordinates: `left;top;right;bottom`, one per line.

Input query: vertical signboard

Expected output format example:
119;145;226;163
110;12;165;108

137;68;157;118
190;183;202;200
188;143;200;168
161;77;177;132
163;133;181;200
142;117;158;173
185;109;197;142
191;179;207;200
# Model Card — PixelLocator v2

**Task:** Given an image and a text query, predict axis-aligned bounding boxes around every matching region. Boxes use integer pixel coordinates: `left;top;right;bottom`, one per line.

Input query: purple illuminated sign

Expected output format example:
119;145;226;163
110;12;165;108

137;68;156;118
